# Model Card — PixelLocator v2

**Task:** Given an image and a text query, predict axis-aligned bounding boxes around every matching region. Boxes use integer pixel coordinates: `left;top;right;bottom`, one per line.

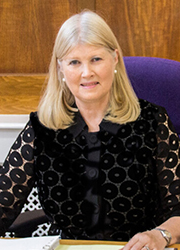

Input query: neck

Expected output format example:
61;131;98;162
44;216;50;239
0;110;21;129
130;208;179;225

76;101;108;132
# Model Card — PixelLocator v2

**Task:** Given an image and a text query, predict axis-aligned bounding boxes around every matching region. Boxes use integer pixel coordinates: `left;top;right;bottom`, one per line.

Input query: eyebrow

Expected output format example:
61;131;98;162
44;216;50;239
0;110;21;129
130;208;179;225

63;52;106;61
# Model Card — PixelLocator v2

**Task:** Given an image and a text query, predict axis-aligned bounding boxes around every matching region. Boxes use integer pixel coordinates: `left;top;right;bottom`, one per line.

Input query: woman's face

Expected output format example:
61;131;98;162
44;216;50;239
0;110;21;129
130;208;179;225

59;44;118;107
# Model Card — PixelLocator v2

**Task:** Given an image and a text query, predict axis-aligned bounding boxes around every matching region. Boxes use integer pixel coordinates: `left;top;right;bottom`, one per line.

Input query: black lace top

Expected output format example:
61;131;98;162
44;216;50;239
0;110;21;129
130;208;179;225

0;99;180;241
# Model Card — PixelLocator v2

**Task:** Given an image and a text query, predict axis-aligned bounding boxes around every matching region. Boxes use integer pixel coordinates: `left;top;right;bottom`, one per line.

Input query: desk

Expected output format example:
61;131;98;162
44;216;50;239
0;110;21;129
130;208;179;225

60;240;180;250
1;238;179;250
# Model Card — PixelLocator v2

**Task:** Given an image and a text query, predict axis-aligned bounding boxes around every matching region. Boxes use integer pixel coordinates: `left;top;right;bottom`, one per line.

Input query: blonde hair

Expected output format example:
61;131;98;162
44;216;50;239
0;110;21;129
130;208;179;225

38;10;140;130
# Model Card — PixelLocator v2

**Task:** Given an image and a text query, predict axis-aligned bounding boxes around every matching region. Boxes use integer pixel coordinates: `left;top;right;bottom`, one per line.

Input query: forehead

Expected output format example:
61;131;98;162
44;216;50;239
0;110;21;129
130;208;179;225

63;44;111;59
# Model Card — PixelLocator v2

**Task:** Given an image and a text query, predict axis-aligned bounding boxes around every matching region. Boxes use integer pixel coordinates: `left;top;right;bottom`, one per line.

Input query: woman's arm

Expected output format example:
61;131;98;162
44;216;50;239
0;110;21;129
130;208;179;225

122;216;180;250
0;120;36;235
123;106;180;250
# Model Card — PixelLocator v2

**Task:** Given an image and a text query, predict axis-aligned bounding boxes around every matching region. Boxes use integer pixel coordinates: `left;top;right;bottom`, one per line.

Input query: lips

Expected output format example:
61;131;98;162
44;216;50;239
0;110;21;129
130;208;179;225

80;82;99;87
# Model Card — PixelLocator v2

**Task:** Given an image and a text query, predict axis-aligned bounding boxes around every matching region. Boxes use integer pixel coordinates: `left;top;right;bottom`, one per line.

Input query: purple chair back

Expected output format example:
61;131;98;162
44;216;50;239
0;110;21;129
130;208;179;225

124;56;180;137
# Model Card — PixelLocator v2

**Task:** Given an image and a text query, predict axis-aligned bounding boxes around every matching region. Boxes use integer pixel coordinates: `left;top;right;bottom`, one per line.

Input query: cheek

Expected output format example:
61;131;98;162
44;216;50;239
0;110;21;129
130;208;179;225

63;71;80;94
101;66;114;82
64;69;80;83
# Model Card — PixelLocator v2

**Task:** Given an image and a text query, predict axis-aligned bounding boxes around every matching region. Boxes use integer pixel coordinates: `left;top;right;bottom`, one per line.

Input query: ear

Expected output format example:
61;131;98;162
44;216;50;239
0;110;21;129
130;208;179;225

114;49;119;66
57;59;64;73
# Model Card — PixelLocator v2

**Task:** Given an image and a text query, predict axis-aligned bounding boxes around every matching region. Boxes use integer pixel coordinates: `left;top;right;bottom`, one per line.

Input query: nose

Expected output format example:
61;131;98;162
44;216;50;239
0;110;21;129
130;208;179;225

81;63;93;78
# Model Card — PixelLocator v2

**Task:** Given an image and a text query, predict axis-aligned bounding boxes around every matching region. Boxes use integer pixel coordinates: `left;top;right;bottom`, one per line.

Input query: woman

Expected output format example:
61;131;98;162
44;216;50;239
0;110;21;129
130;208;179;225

0;10;180;250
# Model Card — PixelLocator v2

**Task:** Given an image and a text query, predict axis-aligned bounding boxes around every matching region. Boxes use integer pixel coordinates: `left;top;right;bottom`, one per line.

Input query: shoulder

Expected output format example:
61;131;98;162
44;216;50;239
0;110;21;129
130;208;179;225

29;112;58;142
139;99;167;120
30;111;40;129
30;111;38;121
139;99;177;134
29;111;44;133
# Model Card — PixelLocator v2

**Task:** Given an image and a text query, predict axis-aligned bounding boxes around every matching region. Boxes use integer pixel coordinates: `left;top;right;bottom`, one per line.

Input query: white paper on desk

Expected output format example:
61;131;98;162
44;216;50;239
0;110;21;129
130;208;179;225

55;245;124;250
55;245;177;250
0;235;59;250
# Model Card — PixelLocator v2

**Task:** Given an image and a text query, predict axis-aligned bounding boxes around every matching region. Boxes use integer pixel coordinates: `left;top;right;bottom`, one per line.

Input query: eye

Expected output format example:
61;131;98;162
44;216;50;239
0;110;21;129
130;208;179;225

91;57;102;62
69;60;80;65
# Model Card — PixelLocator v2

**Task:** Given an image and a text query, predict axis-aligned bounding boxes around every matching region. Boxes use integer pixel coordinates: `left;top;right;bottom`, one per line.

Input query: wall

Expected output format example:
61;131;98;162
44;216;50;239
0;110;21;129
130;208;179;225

0;114;29;162
1;0;179;75
0;0;180;114
0;0;180;161
97;0;180;61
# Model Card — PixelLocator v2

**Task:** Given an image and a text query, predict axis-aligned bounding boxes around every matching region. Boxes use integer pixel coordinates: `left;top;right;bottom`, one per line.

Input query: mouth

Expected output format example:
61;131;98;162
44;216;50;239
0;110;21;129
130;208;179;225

80;82;99;88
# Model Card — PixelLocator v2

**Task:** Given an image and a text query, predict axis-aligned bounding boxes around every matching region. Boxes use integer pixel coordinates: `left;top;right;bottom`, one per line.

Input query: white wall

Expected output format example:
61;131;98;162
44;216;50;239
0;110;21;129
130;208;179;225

0;115;29;163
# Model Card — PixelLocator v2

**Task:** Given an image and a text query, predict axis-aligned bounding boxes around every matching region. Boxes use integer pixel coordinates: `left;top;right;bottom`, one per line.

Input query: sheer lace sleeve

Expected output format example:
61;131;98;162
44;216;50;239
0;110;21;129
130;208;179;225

155;106;180;222
0;120;35;235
